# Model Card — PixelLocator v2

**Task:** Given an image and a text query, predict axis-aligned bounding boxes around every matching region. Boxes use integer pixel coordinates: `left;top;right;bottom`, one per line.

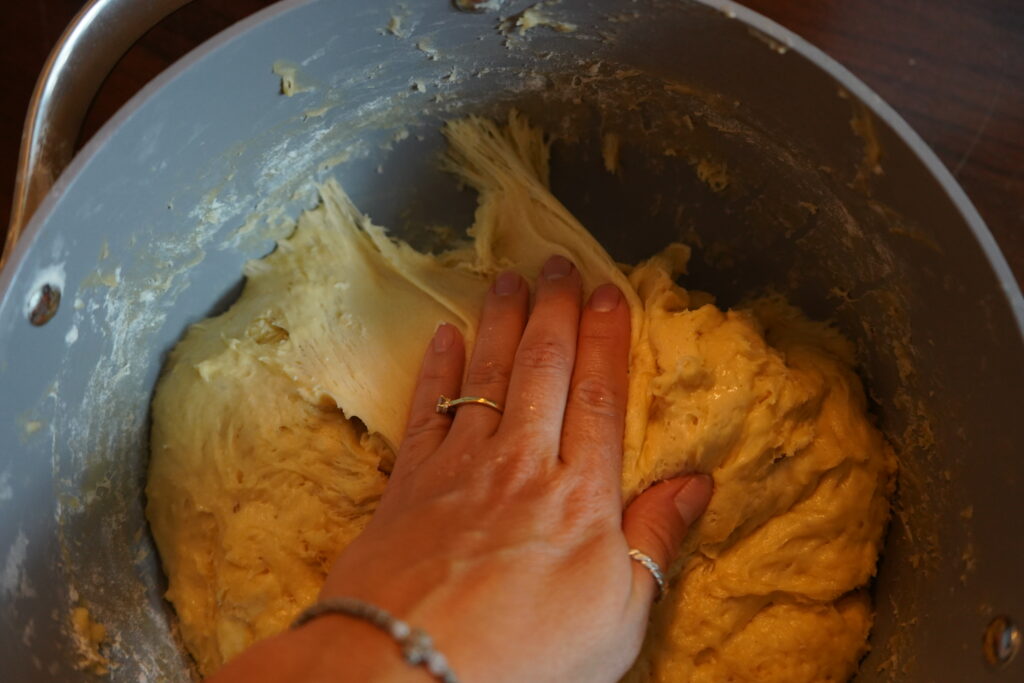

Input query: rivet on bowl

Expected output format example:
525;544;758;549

28;284;60;326
983;615;1021;669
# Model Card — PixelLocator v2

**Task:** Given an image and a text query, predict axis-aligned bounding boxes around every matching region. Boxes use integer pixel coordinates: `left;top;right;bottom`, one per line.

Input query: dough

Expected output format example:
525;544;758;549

147;113;895;680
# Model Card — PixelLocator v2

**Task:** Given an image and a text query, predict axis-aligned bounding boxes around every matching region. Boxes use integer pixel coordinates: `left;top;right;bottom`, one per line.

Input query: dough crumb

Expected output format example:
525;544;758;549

70;606;109;675
602;132;621;174
21;419;43;436
415;39;439;60
695;157;729;192
454;0;505;11
500;2;577;35
385;7;411;38
272;61;313;97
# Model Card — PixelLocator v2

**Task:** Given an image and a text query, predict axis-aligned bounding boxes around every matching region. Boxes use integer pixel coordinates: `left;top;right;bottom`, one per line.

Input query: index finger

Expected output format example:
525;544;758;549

560;283;631;483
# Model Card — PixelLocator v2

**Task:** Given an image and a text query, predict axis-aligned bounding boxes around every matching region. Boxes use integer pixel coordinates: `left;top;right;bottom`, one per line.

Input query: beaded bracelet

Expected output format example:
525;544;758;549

291;597;459;683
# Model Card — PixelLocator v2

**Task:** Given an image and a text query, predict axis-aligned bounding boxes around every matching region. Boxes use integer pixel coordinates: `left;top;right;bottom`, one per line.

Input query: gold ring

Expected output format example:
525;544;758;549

435;395;504;415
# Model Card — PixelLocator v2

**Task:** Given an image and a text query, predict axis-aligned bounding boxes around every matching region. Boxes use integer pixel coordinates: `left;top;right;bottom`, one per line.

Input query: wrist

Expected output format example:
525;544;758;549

294;613;435;682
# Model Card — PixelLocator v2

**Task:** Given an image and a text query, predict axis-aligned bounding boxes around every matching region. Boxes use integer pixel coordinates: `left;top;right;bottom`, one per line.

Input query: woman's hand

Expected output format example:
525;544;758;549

213;255;712;682
319;254;712;681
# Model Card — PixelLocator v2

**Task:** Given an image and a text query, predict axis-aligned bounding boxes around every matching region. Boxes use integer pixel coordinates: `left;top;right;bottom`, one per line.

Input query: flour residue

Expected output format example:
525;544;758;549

1;531;33;599
842;89;884;191
747;26;791;54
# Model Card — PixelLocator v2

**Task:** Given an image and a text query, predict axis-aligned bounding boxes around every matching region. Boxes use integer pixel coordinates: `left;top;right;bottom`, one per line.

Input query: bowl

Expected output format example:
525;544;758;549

1;0;1022;679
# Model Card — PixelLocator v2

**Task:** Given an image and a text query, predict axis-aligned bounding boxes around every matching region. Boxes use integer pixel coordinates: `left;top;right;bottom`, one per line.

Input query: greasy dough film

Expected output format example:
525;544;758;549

146;113;895;680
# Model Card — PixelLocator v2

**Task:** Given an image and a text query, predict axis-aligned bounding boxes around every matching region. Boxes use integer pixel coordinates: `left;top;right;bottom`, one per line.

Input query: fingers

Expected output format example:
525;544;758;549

622;474;713;603
498;255;583;451
394;324;466;475
448;271;529;441
561;284;631;482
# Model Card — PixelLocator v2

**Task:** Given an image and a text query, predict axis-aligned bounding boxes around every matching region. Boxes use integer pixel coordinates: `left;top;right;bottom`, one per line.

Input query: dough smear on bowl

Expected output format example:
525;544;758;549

146;113;896;680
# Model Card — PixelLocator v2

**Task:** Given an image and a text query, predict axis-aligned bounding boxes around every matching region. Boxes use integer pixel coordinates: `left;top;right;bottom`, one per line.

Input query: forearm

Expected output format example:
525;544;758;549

209;614;433;683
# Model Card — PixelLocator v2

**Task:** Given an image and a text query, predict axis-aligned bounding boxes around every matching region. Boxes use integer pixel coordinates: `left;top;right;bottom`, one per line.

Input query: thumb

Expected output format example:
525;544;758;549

622;474;713;601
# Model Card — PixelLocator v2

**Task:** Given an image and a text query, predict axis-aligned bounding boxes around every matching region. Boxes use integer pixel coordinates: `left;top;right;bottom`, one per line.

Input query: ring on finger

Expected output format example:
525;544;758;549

435;395;504;415
628;548;666;601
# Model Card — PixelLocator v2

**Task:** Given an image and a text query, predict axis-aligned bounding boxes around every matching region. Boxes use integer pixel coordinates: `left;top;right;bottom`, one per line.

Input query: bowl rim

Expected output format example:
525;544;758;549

1;0;1021;338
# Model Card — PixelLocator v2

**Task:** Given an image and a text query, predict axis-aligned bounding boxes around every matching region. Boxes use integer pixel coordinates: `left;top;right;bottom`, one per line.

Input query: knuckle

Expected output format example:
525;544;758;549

464;359;512;389
570;374;622;417
633;508;678;567
559;484;614;529
492;455;551;497
580;326;620;347
402;412;447;444
419;361;453;384
516;339;573;375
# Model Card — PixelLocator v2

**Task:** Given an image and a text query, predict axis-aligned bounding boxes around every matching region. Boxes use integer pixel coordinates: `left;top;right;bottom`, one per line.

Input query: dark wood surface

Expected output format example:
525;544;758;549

2;0;1022;284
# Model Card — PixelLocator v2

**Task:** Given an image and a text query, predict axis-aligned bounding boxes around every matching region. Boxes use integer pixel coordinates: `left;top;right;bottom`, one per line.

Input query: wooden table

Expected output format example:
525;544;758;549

2;0;1021;284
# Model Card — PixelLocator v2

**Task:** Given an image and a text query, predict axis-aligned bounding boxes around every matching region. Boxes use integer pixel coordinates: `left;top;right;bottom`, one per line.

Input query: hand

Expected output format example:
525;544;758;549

319;254;712;681
212;255;712;682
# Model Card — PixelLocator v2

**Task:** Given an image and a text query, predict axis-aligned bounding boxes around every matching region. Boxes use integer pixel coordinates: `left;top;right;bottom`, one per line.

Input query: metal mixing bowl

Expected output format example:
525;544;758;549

2;0;1022;679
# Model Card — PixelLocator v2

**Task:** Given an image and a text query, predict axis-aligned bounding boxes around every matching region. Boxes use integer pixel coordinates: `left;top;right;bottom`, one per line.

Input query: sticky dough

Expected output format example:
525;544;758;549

146;113;895;680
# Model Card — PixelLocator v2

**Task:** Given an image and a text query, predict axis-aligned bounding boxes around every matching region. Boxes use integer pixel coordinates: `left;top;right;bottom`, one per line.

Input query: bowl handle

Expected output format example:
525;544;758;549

3;0;196;267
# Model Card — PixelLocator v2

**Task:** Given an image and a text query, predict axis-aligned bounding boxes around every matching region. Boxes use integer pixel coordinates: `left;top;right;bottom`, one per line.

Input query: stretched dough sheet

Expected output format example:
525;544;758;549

147;113;895;680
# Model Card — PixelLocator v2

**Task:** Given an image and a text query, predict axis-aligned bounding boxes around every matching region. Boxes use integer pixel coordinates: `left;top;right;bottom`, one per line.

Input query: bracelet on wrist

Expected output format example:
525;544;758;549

292;596;459;683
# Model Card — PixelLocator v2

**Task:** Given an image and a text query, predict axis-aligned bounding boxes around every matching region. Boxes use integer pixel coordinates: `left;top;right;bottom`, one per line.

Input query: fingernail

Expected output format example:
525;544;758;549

542;254;572;280
589;283;622;312
434;323;456;352
494;270;521;296
674;474;713;526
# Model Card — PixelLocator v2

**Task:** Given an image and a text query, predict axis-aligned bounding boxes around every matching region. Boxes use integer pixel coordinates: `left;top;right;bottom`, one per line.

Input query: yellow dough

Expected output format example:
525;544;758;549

146;113;896;679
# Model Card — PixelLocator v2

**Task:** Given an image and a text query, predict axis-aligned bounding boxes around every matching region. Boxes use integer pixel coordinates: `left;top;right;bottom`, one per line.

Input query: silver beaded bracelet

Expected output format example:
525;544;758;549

291;597;459;683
